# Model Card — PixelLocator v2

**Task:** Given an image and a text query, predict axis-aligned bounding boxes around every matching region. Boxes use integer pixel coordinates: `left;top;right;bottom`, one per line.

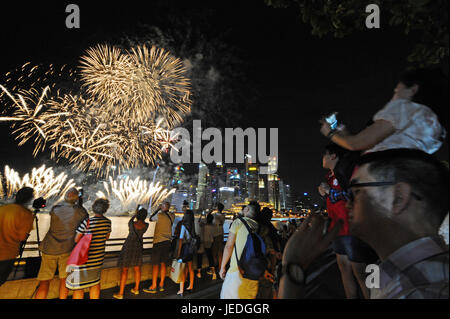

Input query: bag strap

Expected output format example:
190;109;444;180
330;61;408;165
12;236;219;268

132;220;144;246
233;217;254;265
237;216;254;235
164;211;174;226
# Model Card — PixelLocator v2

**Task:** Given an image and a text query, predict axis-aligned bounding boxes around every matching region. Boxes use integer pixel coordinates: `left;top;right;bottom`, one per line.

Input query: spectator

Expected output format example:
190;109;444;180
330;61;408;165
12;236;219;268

113;207;149;299
144;201;174;294
280;149;449;299
35;188;88;299
176;209;197;296
438;161;449;246
319;143;378;299
255;207;281;299
66;198;112;299
287;220;297;237
320;69;446;155
0;187;35;287
197;212;217;280
219;205;273;299
211;203;226;277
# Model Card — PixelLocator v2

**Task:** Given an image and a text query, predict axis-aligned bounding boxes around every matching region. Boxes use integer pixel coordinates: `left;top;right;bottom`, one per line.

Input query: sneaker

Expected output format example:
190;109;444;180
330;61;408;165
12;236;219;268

143;287;157;294
130;288;139;295
113;293;123;299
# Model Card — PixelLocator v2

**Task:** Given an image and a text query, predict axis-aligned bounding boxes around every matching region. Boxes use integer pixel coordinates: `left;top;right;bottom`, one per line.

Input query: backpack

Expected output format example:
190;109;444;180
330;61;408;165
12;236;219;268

234;217;267;280
185;225;201;250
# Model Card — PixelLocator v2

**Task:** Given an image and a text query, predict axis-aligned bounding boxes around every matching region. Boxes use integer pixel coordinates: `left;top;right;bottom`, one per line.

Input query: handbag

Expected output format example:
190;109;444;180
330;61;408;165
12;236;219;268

67;218;92;267
169;259;185;283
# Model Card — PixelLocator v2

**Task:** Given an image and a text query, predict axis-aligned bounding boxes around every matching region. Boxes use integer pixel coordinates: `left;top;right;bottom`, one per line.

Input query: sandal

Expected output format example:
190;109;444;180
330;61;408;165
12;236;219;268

113;293;123;299
143;287;157;294
130;288;139;295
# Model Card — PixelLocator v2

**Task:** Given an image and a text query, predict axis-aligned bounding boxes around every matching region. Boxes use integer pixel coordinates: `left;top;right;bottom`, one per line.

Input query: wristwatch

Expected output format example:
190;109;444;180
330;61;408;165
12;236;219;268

282;263;305;285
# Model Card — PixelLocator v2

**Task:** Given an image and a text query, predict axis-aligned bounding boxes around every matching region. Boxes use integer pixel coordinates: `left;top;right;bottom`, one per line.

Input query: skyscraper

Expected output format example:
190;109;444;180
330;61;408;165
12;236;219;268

268;173;280;211
195;162;209;210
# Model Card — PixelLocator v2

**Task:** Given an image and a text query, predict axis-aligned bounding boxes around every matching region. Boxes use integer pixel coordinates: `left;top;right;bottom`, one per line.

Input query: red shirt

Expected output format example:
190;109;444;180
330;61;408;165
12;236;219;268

325;171;350;236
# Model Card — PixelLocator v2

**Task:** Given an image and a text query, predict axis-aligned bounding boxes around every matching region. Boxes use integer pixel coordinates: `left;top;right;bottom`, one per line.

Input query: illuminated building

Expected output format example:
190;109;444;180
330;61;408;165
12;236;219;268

267;156;280;211
285;184;293;210
195;162;209;210
219;186;235;210
268;173;280;211
171;189;188;212
279;179;286;210
258;175;268;202
170;164;184;187
245;154;259;201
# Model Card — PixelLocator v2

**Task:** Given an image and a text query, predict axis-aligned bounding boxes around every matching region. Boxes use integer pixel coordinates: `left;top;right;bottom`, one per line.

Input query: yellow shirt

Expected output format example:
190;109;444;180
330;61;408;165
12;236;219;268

228;217;259;274
0;204;34;261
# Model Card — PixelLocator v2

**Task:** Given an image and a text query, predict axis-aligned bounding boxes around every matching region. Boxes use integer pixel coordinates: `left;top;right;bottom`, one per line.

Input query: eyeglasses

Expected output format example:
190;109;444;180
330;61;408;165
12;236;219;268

347;181;422;202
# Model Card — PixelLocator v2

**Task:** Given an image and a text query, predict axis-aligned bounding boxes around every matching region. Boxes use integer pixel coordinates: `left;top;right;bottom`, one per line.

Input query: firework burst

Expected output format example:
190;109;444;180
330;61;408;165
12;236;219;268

2;165;77;203
0;43;191;176
96;175;175;212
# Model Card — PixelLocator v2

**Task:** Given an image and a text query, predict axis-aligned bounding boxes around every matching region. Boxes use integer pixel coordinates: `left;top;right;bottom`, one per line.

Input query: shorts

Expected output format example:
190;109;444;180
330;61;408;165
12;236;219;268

150;241;171;265
0;259;15;286
37;252;71;280
220;271;259;299
331;236;379;264
212;235;224;256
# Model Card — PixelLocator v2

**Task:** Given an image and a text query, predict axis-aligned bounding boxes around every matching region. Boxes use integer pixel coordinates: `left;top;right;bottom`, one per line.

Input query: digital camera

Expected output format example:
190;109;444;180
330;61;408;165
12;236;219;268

32;197;46;210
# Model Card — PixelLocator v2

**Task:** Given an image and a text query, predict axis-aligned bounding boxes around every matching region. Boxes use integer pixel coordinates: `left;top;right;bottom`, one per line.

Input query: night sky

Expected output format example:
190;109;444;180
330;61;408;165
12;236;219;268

0;0;448;204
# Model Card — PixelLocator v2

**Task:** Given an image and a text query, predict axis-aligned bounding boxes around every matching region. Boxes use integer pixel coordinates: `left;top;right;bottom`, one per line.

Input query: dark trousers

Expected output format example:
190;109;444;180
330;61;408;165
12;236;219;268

196;248;214;270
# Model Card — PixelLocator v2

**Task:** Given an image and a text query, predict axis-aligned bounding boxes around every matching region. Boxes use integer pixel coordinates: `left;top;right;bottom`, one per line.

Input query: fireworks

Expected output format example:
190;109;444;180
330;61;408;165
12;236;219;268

0;43;192;176
2;165;77;203
96;175;175;212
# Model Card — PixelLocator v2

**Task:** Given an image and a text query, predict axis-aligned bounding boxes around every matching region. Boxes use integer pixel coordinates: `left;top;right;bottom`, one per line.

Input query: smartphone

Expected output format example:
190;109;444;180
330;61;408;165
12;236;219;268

325;112;338;130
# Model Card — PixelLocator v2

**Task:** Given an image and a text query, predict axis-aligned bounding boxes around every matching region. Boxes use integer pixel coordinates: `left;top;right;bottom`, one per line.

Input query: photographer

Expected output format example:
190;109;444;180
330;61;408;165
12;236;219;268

320;69;446;155
0;187;35;287
35;188;88;299
113;206;149;299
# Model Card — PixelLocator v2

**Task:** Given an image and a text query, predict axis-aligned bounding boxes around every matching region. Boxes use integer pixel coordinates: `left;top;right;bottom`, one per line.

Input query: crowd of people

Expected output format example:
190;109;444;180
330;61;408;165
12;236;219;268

0;68;448;300
219;68;448;300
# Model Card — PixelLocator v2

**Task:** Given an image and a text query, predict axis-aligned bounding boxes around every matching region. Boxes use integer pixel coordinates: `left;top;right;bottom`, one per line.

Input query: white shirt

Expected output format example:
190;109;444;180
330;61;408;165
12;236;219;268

366;99;445;154
439;214;449;245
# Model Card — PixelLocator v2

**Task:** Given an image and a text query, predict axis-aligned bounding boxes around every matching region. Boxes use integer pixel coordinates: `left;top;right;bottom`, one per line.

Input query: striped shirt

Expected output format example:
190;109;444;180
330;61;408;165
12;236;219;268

371;236;449;299
75;216;111;270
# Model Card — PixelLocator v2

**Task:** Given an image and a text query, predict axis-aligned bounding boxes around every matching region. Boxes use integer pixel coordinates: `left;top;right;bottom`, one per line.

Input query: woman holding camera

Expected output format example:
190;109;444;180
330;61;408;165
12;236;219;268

113;207;149;299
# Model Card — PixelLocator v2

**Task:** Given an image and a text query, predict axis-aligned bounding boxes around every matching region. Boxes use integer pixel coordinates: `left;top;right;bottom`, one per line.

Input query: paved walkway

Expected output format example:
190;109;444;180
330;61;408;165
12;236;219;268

101;268;222;299
100;249;348;299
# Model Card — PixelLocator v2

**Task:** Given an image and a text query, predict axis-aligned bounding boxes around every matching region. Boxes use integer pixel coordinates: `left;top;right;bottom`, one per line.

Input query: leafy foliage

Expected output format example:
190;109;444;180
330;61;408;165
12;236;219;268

265;0;449;67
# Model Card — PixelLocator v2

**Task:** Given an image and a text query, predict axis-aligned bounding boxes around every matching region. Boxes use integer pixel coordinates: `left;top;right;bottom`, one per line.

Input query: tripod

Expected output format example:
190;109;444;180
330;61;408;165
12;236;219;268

13;208;41;279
